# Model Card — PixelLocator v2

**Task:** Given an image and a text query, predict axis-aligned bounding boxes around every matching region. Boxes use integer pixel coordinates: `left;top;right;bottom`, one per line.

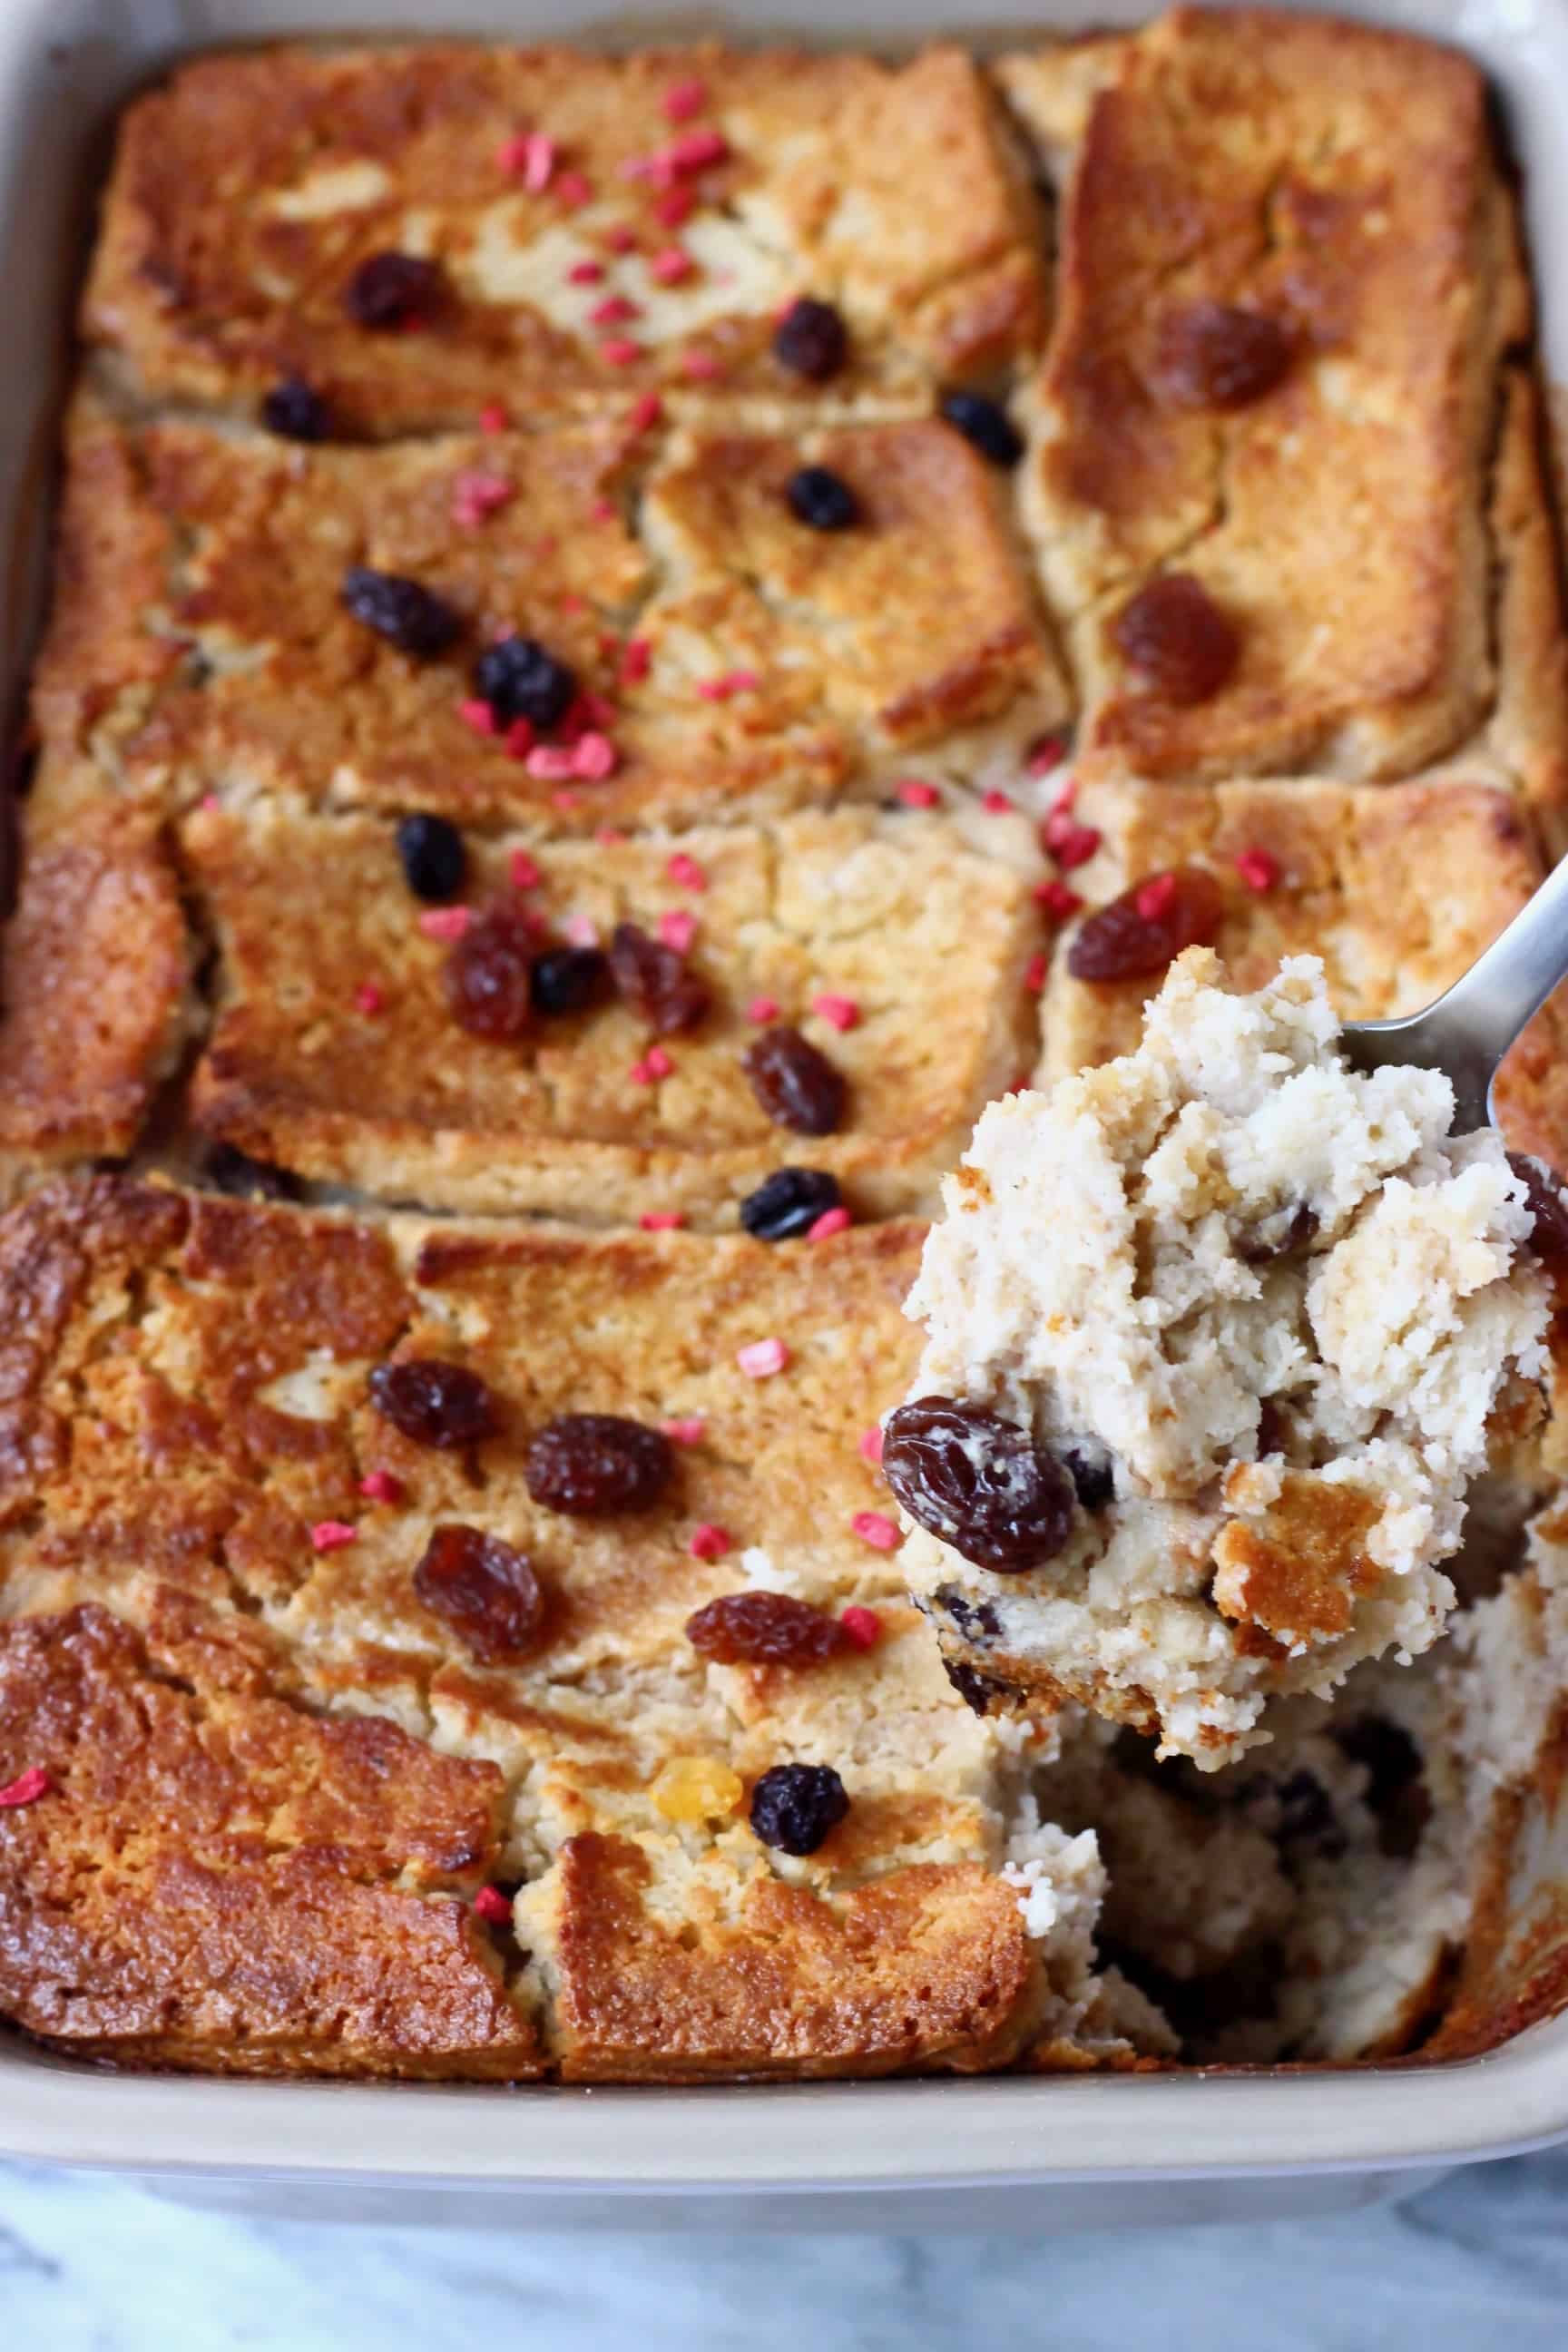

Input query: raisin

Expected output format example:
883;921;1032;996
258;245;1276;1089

786;466;859;532
772;297;848;382
685;1591;850;1666
607;921;710;1034
475;634;577;731
1061;1444;1116;1512
344;250;448;330
397;812;466;902
942;1655;1016;1716
933;1584;1001;1642
445;903;534;1040
743;1027;847;1136
524;1413;673;1515
1234;1202;1318;1264
938;389;1024;468
1509;1152;1568;1261
529;946;609;1017
1113;573;1239;705
370;1358;500;1449
201;1142;302;1202
883;1396;1076;1573
739;1168;842;1241
1066;867;1225;984
414;1524;544;1662
748;1761;849;1856
341;567;462;658
260;375;333;441
1155;301;1293;411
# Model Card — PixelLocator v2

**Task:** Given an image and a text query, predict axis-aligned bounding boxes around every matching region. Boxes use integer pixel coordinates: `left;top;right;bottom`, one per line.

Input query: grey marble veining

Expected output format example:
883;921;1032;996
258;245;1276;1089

2;2149;1566;2348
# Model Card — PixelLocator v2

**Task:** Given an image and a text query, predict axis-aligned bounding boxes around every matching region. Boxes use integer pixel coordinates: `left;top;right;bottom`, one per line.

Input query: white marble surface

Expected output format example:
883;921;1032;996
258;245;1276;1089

3;2151;1567;2347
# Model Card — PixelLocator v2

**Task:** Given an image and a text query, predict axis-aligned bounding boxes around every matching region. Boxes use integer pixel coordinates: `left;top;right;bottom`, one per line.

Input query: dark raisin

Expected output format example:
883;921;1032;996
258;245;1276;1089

933;1584;1001;1642
396;812;466;903
524;1413;673;1516
474;634;577;731
1234;1202;1318;1264
260;375;333;441
201;1142;302;1202
743;1027;847;1136
445;904;534;1041
772;297;848;382
370;1358;500;1449
1066;867;1225;984
1255;1399;1290;1460
607;921;710;1034
786;466;859;532
685;1591;850;1666
1155;301;1293;411
1113;573;1240;705
748;1761;849;1856
942;1655;1016;1716
344;250;448;330
341;566;462;658
739;1168;842;1241
414;1524;544;1662
1508;1152;1568;1261
529;946;609;1017
883;1396;1076;1573
938;389;1024;468
1061;1444;1116;1512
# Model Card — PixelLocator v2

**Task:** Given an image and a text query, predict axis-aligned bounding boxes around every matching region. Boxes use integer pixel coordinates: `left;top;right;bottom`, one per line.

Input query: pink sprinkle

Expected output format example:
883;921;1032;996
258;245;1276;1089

568;259;605;285
1035;878;1083;922
851;1511;901;1553
563;913;600;949
590;497;616;524
596;826;628;847
458;696;497;736
600;338;644;367
1028;732;1071;777
1024;952;1049;993
417;906;472;942
479;402;509;435
200;791;220;812
552;789;583;813
572;731;619;779
451;470;514;527
807;1206;851;1241
309;1521;358;1553
1137;874;1179;923
640;1210;686;1230
525;745;580;780
603;224;639;254
591;293;642;326
858;1425;885;1465
0;1767;50;1808
1044;812;1102;870
662;1416;707;1445
358;1470;404;1504
746;995;780;1024
689;1523;732;1561
354;981;385;1016
509;850;542;891
695;678;728;703
811;993;859;1033
839;1605;882;1651
521;132;558;192
896;779;940;808
631;1057;656;1085
981;789;1014;814
555;170;593;209
662;77;709;122
681;348;722;380
653;185;696;230
473;1885;513;1926
496;132;532;176
622;637;652;683
658;908;698;953
650;245;695;284
737;1338;789;1379
669;127;729;172
667;852;707;892
1235;846;1281;894
644;1044;674;1080
503;717;536;759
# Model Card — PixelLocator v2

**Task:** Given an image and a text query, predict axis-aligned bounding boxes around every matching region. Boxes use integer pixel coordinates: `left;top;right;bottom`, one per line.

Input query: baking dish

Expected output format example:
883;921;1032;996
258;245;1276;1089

4;0;1568;2230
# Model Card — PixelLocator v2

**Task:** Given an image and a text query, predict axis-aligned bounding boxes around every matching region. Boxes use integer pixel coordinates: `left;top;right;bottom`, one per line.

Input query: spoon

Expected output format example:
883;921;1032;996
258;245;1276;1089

1340;850;1568;1132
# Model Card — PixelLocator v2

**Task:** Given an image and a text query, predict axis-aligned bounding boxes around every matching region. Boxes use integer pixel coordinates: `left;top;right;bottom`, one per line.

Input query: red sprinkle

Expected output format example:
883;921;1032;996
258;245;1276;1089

746;995;780;1024
1028;733;1071;777
1035;878;1084;922
451;470;514;527
811;993;859;1033
418;906;473;942
858;1425;885;1465
851;1511;901;1553
653;185;696;230
658;908;698;954
689;1523;732;1561
640;1210;686;1230
590;293;642;326
509;850;542;891
479;403;510;435
737;1338;789;1378
354;981;385;1016
839;1605;882;1651
1235;846;1281;894
458;697;497;736
600;338;644;367
568;258;606;285
590;497;616;524
896;779;941;808
669;128;729;172
644;1045;674;1080
0;1767;50;1808
309;1521;358;1553
667;852;707;892
358;1470;405;1504
1136;874;1179;922
503;717;536;760
662;1416;706;1444
555;171;593;209
1044;817;1102;871
473;1885;513;1925
622;637;653;683
603;223;640;254
650;245;695;284
662;77;709;122
807;1206;851;1241
572;731;619;779
981;789;1014;814
1024;952;1049;993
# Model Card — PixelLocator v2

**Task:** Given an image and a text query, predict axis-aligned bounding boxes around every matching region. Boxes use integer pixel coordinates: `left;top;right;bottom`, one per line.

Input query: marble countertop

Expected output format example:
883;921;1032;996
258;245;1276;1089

4;2148;1567;2347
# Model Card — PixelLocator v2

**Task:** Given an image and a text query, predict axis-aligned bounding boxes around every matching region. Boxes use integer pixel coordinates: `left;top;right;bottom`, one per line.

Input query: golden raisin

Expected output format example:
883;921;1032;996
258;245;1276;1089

651;1755;744;1824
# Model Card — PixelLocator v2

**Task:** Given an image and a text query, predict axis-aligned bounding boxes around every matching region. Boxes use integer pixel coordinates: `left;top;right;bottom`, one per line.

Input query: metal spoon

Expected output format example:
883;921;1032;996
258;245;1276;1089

1340;851;1568;1130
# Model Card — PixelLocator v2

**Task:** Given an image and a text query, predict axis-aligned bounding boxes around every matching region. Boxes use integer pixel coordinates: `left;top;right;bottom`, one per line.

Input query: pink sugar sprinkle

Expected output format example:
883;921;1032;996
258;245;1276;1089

573;731;619;779
689;1523;731;1561
563;913;600;949
568;258;605;285
473;1885;513;1925
1235;846;1281;894
851;1511;900;1553
644;1044;674;1080
839;1605;882;1651
354;981;385;1016
896;779;940;808
555;170;593;209
526;745;580;780
503;717;536;760
746;995;780;1024
1024;952;1049;993
521;132;558;192
810;993;859;1033
600;337;644;367
479;402;509;435
309;1521;358;1553
200;791;220;812
622;637;652;683
737;1337;789;1378
807;1206;851;1241
681;348;722;379
858;1425;885;1465
552;789;583;813
653;185;696;230
596;826;628;847
631;1057;657;1085
640;1210;686;1231
650;245;695;284
458;696;497;735
496;132;532;175
662;1415;706;1445
1028;732;1070;777
669;127;729;172
358;1470;404;1504
1035;878;1083;922
0;1767;50;1808
590;497;616;523
417;906;472;942
662;77;709;122
509;850;542;891
658;908;698;954
451;470;514;527
1137;874;1179;923
695;678;728;703
667;852;707;892
591;293;642;326
981;789;1014;814
629;389;663;435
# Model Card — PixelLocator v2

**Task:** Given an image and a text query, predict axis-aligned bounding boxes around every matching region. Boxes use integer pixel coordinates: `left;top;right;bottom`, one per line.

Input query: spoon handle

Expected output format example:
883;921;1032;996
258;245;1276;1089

1341;851;1568;1131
